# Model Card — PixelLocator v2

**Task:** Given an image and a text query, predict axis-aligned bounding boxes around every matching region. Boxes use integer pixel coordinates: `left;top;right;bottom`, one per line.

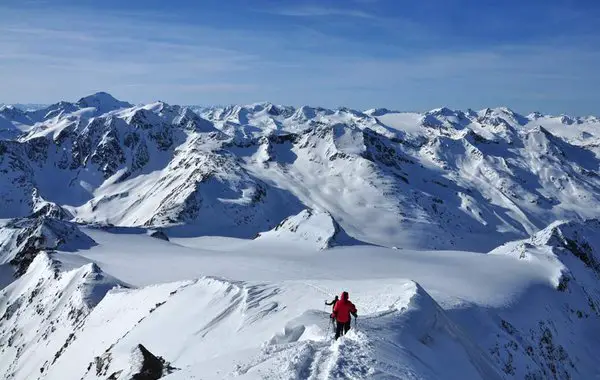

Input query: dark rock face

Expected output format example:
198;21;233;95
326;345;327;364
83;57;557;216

90;129;126;178
0;218;96;276
484;219;600;379
30;203;73;220
148;230;169;241
104;344;176;380
131;344;167;380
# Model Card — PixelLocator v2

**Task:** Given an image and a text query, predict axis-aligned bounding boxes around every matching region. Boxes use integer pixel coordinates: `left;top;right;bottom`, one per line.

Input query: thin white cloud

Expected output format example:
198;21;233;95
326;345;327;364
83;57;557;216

0;4;598;115
122;82;258;93
0;5;348;77
270;6;375;19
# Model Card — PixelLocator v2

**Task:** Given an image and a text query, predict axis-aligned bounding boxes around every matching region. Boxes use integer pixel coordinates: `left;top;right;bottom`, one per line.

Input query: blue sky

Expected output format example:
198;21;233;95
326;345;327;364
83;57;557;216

1;0;599;114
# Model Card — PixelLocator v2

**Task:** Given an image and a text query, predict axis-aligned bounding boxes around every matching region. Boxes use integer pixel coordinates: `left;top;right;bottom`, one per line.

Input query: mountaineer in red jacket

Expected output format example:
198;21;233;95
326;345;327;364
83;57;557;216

331;291;357;340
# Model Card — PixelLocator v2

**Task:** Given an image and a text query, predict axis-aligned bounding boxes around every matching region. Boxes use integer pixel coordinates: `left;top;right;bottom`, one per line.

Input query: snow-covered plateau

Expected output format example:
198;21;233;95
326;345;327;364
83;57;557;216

0;93;599;379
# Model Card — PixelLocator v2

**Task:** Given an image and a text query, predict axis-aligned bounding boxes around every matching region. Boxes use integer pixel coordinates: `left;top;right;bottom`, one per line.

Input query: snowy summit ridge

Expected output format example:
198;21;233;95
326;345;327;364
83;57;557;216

0;92;600;379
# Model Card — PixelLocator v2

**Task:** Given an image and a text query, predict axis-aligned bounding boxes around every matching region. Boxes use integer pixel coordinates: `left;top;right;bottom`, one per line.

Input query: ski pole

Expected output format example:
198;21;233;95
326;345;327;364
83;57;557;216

324;301;333;338
326;316;333;337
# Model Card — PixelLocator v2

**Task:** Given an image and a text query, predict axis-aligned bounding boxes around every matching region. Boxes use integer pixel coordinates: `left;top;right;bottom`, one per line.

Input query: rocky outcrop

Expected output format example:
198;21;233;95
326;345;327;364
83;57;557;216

0;218;96;276
530;219;600;274
104;344;176;380
148;229;169;241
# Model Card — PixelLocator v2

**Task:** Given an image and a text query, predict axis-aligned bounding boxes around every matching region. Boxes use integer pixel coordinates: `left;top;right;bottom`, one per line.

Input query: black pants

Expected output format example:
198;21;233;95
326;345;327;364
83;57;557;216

335;320;351;340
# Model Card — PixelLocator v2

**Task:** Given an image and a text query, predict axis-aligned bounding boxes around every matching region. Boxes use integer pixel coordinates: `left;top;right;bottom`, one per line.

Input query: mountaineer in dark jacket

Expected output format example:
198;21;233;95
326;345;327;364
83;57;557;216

325;295;339;311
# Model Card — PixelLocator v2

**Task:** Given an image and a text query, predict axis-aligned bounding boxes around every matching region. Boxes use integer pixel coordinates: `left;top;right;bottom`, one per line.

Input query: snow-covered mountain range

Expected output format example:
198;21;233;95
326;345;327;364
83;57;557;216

1;93;599;379
2;92;599;250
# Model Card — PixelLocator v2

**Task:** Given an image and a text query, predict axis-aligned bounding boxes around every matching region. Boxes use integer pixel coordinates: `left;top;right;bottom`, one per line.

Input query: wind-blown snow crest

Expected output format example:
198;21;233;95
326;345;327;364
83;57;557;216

5;259;501;380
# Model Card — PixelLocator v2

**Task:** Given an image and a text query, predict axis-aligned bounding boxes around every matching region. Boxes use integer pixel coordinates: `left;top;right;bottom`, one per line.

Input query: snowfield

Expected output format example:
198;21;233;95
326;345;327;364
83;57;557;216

0;93;600;379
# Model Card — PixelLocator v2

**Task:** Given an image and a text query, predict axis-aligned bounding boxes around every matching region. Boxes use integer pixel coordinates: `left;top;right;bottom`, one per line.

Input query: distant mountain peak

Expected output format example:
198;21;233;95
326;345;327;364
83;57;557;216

427;106;457;116
365;108;398;116
0;104;16;111
76;92;132;113
527;111;544;120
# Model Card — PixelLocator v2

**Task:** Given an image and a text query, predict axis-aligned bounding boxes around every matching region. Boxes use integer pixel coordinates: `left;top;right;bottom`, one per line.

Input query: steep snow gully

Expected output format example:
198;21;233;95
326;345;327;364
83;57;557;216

1;93;600;379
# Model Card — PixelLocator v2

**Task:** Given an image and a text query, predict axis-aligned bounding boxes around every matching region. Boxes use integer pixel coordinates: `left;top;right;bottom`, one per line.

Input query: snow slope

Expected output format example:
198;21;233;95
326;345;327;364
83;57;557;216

0;217;600;379
1;93;600;379
0;252;509;379
0;252;124;379
254;208;366;249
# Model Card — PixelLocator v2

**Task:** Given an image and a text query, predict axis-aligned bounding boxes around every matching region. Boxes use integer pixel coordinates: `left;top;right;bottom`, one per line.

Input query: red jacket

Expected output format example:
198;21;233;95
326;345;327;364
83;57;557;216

332;291;357;323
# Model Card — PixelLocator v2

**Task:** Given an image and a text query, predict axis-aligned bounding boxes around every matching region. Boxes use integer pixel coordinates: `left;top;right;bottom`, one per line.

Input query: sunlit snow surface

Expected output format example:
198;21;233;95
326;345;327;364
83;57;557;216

0;94;600;379
0;220;598;379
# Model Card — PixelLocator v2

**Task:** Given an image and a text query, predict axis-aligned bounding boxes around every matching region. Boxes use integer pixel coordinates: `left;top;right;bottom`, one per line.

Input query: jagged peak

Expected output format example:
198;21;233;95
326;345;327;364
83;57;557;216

427;106;458;117
527;111;545;120
145;99;173;110
0;104;18;112
177;106;198;119
123;105;165;125
335;107;367;118
497;106;516;114
0;105;30;124
558;114;575;125
31;202;73;220
478;107;493;117
294;105;316;119
36;101;79;119
174;107;217;133
21;250;56;275
264;103;295;117
364;107;400;116
524;125;570;150
230;102;295;119
465;108;479;118
527;219;600;273
476;106;528;125
526;124;555;138
244;101;275;112
530;219;600;247
292;105;334;119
